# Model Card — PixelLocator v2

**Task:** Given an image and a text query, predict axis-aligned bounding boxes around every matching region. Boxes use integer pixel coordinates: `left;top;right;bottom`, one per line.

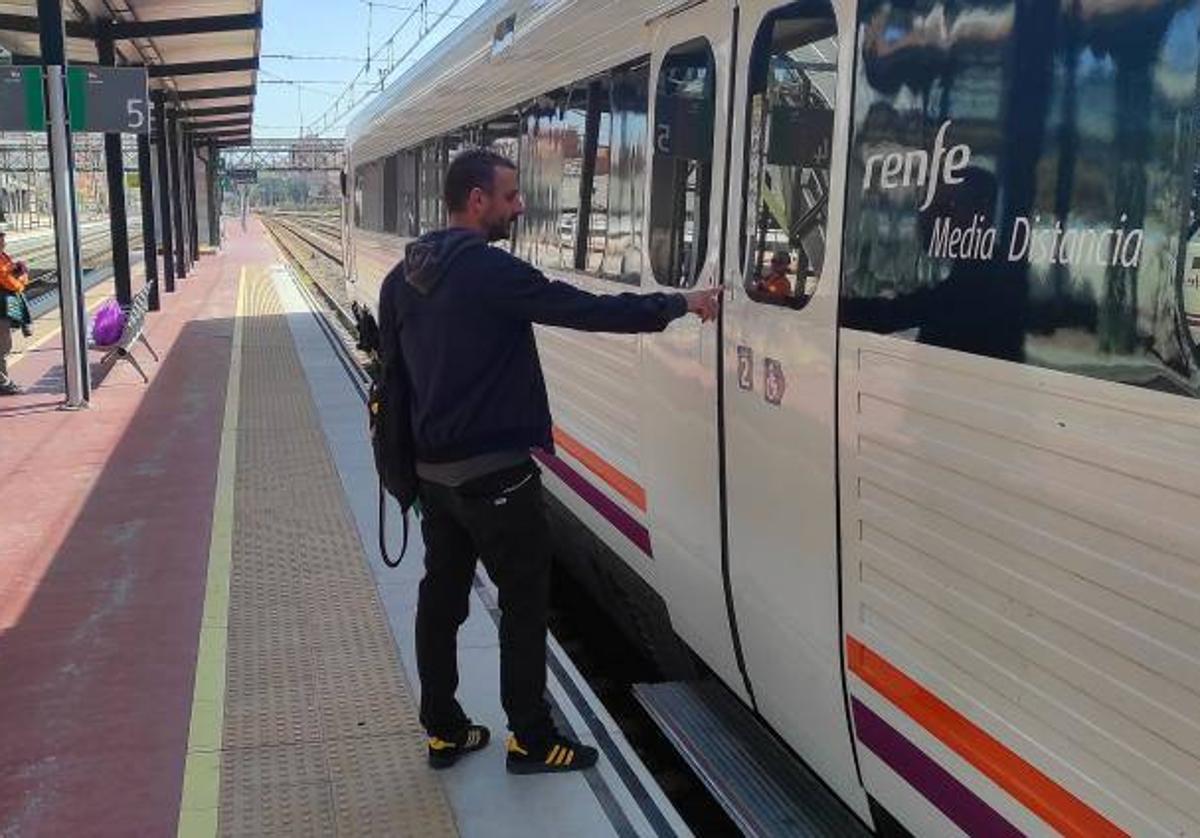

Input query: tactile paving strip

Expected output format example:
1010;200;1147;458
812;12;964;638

218;272;458;836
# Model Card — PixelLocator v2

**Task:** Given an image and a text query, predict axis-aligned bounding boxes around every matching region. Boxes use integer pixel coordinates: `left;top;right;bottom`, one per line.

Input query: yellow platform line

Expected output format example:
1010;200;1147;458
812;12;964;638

176;267;245;838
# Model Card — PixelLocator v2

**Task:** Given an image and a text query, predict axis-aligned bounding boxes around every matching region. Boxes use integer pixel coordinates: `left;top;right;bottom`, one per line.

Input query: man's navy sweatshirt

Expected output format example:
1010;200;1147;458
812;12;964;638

377;228;687;465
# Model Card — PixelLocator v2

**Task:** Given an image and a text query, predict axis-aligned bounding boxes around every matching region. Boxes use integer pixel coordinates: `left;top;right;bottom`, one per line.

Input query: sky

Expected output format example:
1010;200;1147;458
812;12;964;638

254;0;490;139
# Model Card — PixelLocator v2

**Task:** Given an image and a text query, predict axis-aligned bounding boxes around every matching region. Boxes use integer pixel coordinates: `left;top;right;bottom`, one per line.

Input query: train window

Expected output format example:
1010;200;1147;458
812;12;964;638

383;154;398;233
418;140;445;235
482;116;522;248
650;39;715;288
587;62;650;283
516;89;588;271
559;87;590;270
842;0;1200;398
741;4;837;310
516;101;556;267
396;149;418;237
485;114;521;164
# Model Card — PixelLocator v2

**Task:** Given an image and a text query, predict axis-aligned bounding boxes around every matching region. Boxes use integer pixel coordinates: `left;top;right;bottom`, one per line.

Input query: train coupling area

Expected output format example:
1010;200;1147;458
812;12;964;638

0;221;690;838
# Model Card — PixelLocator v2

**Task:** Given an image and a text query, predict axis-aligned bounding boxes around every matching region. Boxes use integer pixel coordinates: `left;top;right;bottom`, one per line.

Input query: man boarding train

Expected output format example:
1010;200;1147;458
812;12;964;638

377;149;721;773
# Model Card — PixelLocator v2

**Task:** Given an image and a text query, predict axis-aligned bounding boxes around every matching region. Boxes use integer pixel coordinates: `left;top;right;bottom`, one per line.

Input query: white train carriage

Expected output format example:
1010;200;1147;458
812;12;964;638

345;1;1200;835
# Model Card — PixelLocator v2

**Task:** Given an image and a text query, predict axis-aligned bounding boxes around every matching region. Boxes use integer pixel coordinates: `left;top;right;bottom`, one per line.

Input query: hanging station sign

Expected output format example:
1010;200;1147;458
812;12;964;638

66;67;150;134
0;66;149;133
0;67;48;131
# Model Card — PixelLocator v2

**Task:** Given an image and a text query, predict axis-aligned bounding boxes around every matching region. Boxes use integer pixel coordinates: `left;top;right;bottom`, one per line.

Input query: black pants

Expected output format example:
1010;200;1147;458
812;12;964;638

415;460;555;744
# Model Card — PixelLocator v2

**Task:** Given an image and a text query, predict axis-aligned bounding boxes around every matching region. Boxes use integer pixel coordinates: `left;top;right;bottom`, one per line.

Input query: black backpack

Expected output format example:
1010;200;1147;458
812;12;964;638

355;301;417;567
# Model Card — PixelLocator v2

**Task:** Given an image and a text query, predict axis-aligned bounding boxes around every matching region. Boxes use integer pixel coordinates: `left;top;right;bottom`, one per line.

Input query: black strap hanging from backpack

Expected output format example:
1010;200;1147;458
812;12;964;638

377;480;408;568
360;301;419;568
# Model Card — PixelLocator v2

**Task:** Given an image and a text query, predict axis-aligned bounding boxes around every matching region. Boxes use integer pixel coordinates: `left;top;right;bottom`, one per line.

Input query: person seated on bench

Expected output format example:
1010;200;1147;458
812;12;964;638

0;231;31;396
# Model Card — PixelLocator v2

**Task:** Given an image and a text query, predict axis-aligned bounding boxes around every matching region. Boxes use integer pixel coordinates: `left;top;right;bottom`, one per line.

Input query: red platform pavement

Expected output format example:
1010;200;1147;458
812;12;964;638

0;226;269;835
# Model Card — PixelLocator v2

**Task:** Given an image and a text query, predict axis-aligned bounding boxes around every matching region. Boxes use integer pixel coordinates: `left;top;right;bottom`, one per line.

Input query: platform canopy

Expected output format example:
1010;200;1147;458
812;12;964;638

0;0;261;144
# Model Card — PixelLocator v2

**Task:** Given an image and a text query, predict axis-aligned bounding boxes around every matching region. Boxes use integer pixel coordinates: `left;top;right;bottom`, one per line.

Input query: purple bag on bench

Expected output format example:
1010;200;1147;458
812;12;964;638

91;299;126;347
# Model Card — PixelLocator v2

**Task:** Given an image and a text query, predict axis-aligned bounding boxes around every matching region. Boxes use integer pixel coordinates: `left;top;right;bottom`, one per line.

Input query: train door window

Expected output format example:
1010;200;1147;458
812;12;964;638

741;3;837;310
353;168;364;228
650;40;716;288
383;154;399;233
358;159;384;232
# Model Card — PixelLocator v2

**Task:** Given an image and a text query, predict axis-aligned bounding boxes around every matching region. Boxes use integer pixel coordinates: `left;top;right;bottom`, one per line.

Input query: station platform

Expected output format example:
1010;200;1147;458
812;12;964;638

0;222;689;837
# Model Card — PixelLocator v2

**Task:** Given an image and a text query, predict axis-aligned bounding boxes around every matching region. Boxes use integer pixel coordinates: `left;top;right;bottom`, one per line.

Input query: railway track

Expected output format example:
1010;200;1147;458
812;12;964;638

259;213;350;323
14;221;146;317
263;209;739;837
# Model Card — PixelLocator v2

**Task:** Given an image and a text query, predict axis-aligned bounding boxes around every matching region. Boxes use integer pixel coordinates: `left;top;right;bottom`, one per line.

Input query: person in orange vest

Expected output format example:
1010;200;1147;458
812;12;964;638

0;230;30;395
754;250;794;301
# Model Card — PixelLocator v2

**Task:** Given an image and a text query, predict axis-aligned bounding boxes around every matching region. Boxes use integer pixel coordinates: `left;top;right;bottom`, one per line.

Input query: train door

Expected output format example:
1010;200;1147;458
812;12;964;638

719;0;869;818
640;0;747;698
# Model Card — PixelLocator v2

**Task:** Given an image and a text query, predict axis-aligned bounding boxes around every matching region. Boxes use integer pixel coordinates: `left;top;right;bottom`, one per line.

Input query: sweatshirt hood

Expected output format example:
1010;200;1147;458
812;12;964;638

404;228;485;296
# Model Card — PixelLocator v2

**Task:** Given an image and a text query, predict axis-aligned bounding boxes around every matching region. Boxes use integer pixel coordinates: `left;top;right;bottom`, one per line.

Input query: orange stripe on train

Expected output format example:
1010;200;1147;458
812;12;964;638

552;425;647;512
846;636;1128;838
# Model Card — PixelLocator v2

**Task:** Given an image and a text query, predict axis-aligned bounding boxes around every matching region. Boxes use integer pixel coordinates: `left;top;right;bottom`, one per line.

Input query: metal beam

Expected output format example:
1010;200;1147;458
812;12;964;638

0;13;93;39
110;13;262;40
179;103;253;118
191;127;252;136
148;57;259;78
38;0;89;406
192;136;252;147
153;85;255;102
185;118;253;131
98;22;132;307
0;12;262;40
185;132;198;263
168;108;186;279
192;124;253;133
155;97;175;292
206;140;219;248
137;133;160;311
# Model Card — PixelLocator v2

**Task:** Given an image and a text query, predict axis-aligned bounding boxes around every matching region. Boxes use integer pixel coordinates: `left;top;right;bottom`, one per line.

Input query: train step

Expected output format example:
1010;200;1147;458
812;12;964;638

632;680;870;838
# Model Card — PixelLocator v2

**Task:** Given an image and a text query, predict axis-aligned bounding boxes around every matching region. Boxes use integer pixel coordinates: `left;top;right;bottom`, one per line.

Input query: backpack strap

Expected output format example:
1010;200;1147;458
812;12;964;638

376;274;411;569
378;478;409;569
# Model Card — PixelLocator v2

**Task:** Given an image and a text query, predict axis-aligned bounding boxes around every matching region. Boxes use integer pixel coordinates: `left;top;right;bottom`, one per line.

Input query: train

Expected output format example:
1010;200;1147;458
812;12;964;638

343;1;1200;835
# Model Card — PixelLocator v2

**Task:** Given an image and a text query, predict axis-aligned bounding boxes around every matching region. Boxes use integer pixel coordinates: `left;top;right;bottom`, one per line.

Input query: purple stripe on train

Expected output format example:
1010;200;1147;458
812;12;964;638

852;698;1023;838
533;449;653;557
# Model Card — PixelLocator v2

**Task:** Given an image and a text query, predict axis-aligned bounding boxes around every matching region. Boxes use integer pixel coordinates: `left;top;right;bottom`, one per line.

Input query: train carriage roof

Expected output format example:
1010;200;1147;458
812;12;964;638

346;0;692;166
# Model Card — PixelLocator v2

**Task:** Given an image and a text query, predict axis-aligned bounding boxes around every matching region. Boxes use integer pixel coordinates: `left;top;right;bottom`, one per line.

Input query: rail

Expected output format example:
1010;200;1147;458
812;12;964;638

259;212;355;332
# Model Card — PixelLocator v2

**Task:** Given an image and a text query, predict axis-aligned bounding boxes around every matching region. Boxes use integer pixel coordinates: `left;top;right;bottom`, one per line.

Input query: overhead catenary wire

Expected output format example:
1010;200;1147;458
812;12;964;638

306;0;470;138
262;53;367;62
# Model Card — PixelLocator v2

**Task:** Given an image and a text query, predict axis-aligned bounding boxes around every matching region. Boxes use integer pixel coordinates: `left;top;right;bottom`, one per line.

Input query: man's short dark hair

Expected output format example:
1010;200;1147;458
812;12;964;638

444;148;517;212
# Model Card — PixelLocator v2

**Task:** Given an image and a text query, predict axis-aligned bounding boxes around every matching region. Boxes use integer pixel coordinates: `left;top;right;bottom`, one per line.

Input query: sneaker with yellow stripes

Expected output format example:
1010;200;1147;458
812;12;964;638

427;723;490;769
505;733;598;774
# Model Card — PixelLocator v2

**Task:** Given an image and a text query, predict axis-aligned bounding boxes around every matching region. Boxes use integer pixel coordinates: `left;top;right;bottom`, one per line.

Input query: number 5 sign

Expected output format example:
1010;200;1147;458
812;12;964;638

66;67;149;134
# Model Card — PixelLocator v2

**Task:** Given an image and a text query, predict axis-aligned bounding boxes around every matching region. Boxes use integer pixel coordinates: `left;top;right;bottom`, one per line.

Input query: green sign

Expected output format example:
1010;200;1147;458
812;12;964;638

0;66;149;134
0;67;46;131
67;67;149;134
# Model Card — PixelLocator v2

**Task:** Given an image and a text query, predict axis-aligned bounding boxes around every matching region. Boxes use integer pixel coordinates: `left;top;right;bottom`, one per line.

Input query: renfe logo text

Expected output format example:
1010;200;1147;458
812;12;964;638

863;119;1146;270
862;121;969;211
